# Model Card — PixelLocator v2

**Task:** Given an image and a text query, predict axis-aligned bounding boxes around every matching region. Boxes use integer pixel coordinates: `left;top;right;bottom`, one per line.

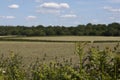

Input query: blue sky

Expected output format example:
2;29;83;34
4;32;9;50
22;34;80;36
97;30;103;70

0;0;120;26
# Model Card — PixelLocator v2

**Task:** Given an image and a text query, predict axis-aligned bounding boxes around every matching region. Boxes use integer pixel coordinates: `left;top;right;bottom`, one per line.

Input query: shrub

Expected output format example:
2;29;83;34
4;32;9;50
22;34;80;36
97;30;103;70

0;43;120;80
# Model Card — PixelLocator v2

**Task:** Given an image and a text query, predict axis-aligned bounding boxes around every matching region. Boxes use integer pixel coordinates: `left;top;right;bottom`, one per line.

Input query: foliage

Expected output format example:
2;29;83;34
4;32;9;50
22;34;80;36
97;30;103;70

0;22;120;36
0;43;120;80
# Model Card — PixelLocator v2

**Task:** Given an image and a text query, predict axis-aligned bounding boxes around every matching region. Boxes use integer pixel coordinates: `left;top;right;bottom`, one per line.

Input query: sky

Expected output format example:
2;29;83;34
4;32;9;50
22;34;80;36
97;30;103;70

0;0;120;26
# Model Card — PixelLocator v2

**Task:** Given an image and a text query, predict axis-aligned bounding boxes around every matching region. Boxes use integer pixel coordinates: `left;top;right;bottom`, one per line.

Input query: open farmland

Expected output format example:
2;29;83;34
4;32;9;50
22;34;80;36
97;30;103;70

0;0;120;78
0;36;120;64
0;41;119;64
17;36;120;41
0;36;120;80
1;36;120;42
0;41;75;64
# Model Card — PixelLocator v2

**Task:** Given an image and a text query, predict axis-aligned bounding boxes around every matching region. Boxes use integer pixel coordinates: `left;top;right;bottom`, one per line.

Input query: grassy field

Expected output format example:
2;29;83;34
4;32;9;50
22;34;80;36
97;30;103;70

0;41;119;64
20;36;120;41
1;36;120;42
0;36;120;80
0;41;75;64
0;36;119;64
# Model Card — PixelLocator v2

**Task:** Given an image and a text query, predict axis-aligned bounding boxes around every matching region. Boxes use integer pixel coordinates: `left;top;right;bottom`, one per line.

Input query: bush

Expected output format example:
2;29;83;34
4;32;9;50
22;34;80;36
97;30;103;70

0;43;120;80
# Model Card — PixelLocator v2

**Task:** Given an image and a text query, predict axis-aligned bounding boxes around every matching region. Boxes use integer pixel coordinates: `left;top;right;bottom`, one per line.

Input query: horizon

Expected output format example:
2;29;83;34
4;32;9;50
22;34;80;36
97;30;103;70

0;0;120;26
0;22;119;27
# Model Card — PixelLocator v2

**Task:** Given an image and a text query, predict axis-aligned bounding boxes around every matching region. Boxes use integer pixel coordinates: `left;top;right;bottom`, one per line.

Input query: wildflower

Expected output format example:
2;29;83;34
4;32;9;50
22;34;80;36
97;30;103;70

2;70;6;74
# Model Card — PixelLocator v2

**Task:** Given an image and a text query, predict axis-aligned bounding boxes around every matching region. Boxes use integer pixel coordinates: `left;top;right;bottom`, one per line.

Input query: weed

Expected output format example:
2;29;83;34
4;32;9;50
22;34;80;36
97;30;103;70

0;42;119;80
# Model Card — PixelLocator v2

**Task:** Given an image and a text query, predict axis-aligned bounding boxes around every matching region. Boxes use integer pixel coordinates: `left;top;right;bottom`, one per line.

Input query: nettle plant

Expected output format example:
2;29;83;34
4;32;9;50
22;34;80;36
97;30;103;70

0;42;120;80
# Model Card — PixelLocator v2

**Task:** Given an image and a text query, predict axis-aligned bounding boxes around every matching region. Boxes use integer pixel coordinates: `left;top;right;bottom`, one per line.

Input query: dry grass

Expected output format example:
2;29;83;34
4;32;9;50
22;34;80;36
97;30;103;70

0;41;118;65
10;36;120;42
0;41;75;64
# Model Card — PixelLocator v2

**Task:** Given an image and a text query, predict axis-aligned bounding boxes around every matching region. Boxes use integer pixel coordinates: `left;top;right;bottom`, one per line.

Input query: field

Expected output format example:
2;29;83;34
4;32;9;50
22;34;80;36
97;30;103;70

3;36;120;42
0;42;75;64
0;36;119;64
0;36;120;80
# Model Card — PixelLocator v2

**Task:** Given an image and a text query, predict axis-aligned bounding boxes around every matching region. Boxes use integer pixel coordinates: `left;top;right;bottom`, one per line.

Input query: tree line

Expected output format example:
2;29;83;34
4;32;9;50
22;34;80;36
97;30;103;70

0;22;120;36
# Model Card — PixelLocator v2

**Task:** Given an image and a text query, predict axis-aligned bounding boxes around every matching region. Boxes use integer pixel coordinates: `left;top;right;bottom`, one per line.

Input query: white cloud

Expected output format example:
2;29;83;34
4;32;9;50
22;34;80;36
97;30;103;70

36;2;69;14
39;2;70;9
60;14;77;18
59;3;70;9
36;9;60;14
103;6;120;12
36;2;70;14
26;16;37;20
6;16;15;19
0;16;15;19
8;4;19;9
103;6;120;22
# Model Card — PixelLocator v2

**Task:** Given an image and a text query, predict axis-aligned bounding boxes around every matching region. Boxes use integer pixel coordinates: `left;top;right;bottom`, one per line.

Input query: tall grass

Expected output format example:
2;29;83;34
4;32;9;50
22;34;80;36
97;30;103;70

0;43;120;80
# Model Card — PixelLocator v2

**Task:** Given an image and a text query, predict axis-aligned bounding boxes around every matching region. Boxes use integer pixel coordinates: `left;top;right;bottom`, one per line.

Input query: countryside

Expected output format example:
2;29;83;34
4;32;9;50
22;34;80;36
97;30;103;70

0;0;120;80
0;24;120;80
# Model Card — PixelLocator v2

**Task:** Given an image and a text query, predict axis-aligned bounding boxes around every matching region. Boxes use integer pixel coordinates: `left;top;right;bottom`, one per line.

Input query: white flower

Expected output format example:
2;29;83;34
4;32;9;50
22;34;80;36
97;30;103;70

2;70;6;74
